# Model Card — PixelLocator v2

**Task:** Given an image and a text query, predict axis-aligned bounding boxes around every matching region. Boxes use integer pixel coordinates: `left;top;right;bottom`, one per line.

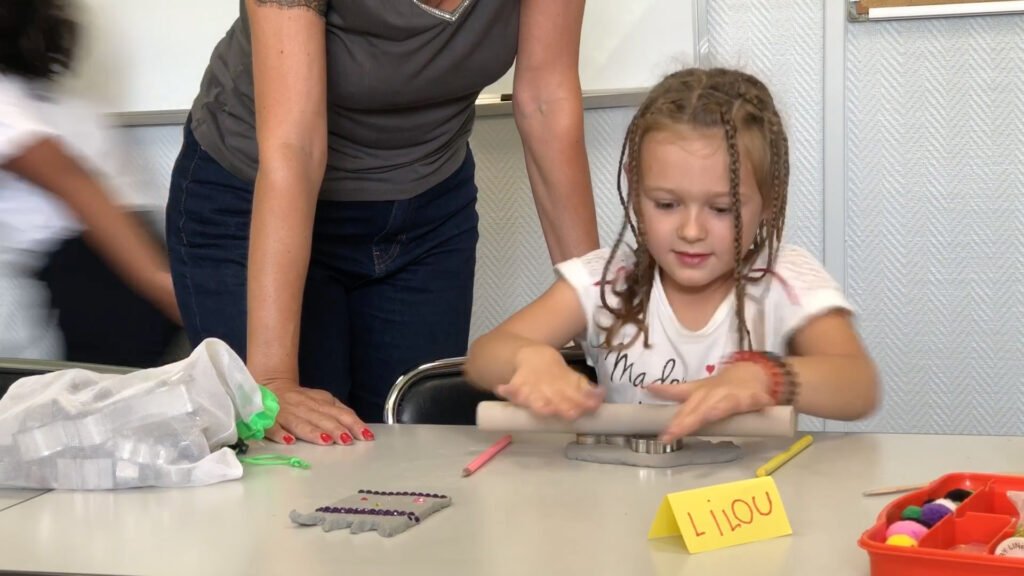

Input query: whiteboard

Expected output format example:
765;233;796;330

483;0;696;96
64;0;695;115
64;0;238;114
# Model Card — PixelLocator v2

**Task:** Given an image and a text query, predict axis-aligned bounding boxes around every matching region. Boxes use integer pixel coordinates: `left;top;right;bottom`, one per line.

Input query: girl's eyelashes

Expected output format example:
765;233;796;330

647;199;732;214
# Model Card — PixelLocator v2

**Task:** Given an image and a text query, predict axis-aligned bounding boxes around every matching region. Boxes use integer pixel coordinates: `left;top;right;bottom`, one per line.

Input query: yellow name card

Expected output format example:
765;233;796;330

648;476;792;553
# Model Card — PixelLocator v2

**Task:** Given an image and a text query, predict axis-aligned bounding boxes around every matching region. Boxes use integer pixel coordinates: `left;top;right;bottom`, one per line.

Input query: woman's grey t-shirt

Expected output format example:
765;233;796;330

190;0;520;201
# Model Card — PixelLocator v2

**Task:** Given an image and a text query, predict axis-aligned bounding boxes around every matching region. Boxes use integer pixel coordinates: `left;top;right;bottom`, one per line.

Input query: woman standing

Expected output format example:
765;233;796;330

167;0;598;445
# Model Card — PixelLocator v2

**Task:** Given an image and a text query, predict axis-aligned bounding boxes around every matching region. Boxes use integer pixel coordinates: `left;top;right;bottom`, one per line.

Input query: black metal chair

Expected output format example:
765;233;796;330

383;347;596;425
0;358;134;399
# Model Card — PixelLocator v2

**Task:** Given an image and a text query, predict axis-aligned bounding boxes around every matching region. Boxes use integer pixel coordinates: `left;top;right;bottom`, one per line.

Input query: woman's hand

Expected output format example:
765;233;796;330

647;361;773;442
261;377;371;446
495;345;604;420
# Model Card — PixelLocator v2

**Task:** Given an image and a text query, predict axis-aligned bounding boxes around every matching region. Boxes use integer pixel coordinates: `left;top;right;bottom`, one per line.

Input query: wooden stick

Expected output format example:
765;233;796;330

861;483;927;497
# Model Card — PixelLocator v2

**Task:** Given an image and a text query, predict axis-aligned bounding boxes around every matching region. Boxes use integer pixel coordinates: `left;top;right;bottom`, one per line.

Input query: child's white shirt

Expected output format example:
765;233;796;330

555;244;853;404
0;74;151;268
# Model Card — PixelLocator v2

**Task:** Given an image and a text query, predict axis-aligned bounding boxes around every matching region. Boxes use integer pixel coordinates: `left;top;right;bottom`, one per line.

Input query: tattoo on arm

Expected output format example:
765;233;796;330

253;0;328;17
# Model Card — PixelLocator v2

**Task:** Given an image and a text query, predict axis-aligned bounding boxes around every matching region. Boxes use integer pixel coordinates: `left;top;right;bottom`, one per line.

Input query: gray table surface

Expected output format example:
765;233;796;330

0;426;1020;576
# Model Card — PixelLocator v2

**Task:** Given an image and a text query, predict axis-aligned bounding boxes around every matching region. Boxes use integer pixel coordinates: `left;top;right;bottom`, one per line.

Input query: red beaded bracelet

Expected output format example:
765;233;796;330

725;351;798;406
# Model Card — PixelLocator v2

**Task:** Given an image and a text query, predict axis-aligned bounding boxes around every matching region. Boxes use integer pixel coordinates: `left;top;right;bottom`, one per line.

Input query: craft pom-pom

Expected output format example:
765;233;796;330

886;534;918;547
885;520;928;542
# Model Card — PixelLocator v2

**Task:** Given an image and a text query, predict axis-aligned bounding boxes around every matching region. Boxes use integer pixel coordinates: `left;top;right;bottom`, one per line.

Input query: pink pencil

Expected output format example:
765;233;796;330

462;434;513;477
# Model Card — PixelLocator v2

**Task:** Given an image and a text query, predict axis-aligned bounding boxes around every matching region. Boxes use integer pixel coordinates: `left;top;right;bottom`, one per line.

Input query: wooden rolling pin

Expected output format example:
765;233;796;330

476;401;796;437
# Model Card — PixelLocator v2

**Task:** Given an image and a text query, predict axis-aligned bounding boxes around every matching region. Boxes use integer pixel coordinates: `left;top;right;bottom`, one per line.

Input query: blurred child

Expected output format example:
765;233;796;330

0;0;179;361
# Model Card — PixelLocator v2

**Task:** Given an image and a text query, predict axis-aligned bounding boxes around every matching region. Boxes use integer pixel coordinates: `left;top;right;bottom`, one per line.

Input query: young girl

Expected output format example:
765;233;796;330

465;67;879;442
0;0;179;360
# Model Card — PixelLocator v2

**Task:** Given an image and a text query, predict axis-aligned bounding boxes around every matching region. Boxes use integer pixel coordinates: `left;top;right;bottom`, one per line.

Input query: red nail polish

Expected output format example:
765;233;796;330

320;432;332;444
282;434;295;445
340;433;353;445
361;428;375;441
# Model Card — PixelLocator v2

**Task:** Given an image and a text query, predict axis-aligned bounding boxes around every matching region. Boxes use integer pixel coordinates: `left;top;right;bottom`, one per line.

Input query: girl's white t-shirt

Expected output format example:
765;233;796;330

555;244;853;404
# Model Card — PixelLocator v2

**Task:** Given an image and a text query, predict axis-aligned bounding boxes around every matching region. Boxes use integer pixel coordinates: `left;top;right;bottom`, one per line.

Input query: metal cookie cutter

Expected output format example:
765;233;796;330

565;433;741;468
628;435;685;454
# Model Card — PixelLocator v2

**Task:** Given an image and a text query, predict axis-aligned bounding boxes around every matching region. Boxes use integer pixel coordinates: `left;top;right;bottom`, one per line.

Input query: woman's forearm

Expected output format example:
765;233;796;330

245;0;328;385
245;148;321;385
515;92;599;263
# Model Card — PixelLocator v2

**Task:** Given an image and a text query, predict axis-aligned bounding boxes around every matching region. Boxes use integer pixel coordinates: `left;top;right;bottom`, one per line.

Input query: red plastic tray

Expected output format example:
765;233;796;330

859;473;1024;576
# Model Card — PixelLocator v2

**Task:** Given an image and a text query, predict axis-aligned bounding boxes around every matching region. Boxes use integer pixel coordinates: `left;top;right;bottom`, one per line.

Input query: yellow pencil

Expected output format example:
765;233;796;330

756;434;814;477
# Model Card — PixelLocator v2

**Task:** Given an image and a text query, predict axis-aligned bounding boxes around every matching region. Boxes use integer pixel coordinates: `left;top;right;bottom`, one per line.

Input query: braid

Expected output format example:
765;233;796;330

600;112;656;349
722;111;751;350
616;118;640;240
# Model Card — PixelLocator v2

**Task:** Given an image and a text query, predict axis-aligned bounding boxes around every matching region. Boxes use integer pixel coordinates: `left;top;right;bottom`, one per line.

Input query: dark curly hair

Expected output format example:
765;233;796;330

0;0;78;80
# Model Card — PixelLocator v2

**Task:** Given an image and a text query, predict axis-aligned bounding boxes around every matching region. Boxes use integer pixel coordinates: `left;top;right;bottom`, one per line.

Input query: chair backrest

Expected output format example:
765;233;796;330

383;348;596;425
0;358;134;399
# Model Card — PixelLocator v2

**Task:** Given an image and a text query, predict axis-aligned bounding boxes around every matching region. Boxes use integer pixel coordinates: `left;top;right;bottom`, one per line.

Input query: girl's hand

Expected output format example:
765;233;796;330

647;361;773;442
262;378;371;446
495;345;604;420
